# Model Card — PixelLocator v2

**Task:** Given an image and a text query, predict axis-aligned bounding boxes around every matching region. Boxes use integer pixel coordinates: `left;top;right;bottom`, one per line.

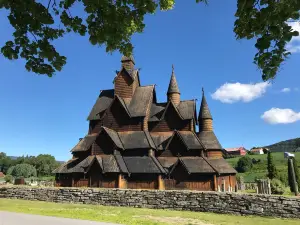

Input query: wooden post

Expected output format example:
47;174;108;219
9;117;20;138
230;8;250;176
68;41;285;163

158;175;165;190
118;174;124;189
289;158;299;196
71;175;74;187
213;175;217;191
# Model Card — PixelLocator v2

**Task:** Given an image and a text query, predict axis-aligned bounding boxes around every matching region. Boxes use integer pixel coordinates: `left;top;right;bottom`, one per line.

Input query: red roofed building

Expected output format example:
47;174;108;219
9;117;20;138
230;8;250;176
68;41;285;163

225;147;247;156
0;172;5;178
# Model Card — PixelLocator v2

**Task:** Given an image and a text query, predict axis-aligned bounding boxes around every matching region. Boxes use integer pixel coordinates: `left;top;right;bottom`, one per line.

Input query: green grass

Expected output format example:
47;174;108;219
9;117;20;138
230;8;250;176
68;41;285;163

0;199;299;225
226;152;300;183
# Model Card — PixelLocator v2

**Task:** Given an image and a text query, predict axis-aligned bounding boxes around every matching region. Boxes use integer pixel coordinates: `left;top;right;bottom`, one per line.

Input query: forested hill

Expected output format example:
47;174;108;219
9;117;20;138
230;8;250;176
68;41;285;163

264;138;300;152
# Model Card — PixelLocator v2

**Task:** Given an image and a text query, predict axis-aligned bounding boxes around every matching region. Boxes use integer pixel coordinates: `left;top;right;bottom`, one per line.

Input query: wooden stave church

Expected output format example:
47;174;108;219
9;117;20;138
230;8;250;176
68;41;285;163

53;56;237;191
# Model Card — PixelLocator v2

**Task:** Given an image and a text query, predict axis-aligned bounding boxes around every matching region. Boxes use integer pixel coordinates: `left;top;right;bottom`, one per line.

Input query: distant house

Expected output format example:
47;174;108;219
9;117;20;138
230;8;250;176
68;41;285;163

0;172;4;178
225;147;247;156
250;148;265;155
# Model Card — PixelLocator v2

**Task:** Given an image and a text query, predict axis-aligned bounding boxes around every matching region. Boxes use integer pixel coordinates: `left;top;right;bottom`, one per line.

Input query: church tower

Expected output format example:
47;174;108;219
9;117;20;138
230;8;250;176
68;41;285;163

198;88;223;159
167;65;180;106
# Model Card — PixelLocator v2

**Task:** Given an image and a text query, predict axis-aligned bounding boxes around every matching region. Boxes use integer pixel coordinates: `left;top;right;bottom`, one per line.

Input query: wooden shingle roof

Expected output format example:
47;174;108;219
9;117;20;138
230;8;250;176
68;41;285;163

198;90;212;120
71;134;98;153
167;67;180;94
206;158;237;174
123;156;164;174
198;131;222;150
87;89;114;120
150;132;173;150
177;157;216;174
118;131;156;149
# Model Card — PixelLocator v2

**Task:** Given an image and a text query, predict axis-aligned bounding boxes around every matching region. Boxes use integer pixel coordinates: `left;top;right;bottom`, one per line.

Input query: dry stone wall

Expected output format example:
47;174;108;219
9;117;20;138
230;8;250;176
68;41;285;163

1;186;300;218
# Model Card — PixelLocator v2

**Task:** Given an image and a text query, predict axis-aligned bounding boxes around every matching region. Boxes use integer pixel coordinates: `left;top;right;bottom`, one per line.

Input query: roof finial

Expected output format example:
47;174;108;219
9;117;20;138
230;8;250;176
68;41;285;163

172;64;174;73
202;87;204;95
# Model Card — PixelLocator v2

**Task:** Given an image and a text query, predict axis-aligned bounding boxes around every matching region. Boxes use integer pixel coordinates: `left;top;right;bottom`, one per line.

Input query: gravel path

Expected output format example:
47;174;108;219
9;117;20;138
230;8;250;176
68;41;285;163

0;211;122;225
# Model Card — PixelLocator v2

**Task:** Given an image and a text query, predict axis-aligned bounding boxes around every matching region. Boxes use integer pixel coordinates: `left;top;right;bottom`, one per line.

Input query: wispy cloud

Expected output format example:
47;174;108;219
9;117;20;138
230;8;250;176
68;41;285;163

261;108;300;124
287;21;300;53
281;87;291;93
211;82;270;103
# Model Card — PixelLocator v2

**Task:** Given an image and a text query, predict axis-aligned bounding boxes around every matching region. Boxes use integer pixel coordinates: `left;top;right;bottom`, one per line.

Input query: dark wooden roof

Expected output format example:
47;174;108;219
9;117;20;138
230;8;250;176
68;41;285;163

178;157;216;174
52;158;78;173
177;100;196;120
87;89;114;120
114;154;129;174
206;158;237;174
177;131;205;150
157;157;177;169
149;100;196;122
123;156;164;174
71;134;98;152
101;155;120;173
102;127;124;149
118;131;156;149
166;131;204;150
198;93;212;120
128;85;154;117
150;132;172;150
167;71;180;94
198;131;222;150
72;156;95;173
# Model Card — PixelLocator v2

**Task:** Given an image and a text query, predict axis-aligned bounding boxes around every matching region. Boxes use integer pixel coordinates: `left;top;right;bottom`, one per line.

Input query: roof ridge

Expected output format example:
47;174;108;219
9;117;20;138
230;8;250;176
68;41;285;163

149;155;166;174
192;131;206;150
113;154;129;175
201;156;219;175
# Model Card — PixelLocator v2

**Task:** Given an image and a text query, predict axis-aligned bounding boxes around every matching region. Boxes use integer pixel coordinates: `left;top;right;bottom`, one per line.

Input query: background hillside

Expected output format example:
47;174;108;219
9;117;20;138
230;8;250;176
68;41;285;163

226;152;300;183
263;138;300;152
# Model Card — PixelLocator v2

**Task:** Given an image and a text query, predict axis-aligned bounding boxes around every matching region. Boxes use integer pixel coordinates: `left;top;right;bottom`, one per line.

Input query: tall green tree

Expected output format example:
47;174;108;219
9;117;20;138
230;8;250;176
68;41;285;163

267;151;278;180
1;0;299;80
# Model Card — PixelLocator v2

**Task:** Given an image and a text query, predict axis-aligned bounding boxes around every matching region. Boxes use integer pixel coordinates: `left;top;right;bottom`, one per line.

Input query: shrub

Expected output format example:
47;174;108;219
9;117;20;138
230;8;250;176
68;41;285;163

6;166;15;175
271;179;285;195
7;163;37;178
4;174;13;183
236;156;253;173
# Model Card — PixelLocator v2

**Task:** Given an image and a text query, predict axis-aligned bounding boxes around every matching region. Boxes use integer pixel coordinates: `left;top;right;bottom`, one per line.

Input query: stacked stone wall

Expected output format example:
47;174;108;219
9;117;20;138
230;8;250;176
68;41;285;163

1;186;300;218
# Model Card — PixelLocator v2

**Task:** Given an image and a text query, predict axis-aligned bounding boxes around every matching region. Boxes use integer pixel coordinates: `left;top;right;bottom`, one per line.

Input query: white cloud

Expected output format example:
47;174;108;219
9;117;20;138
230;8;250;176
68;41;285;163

211;82;271;103
281;87;291;93
261;108;300;124
287;21;300;53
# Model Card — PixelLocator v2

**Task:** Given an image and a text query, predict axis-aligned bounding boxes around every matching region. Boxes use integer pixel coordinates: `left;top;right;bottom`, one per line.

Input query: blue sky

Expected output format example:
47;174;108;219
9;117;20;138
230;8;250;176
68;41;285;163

0;1;299;161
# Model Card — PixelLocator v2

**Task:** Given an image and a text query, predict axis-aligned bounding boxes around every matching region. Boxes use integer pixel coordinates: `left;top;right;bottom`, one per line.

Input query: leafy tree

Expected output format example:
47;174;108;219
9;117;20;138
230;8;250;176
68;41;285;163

288;157;300;192
267;151;278;179
1;0;299;80
35;154;60;177
7;163;37;178
4;174;13;183
236;156;253;173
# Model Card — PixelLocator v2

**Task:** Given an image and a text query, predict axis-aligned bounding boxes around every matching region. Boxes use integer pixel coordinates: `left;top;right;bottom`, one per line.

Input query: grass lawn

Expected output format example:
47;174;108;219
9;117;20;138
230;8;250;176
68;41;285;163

226;152;300;183
0;199;299;225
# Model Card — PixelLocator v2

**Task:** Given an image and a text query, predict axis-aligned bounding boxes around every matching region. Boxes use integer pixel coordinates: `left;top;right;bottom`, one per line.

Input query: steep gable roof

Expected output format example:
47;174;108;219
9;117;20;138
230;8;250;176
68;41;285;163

71;134;98;153
150;132;172;150
118;131;156;149
166;131;204;151
198;131;222;150
101;127;124;150
87;89;114;120
178;157;216;174
206;158;237;174
127;85;154;117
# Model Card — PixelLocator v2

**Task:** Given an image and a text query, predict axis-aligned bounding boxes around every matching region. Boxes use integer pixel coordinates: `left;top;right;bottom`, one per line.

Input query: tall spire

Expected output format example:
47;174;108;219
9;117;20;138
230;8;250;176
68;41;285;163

167;65;180;94
198;87;212;121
